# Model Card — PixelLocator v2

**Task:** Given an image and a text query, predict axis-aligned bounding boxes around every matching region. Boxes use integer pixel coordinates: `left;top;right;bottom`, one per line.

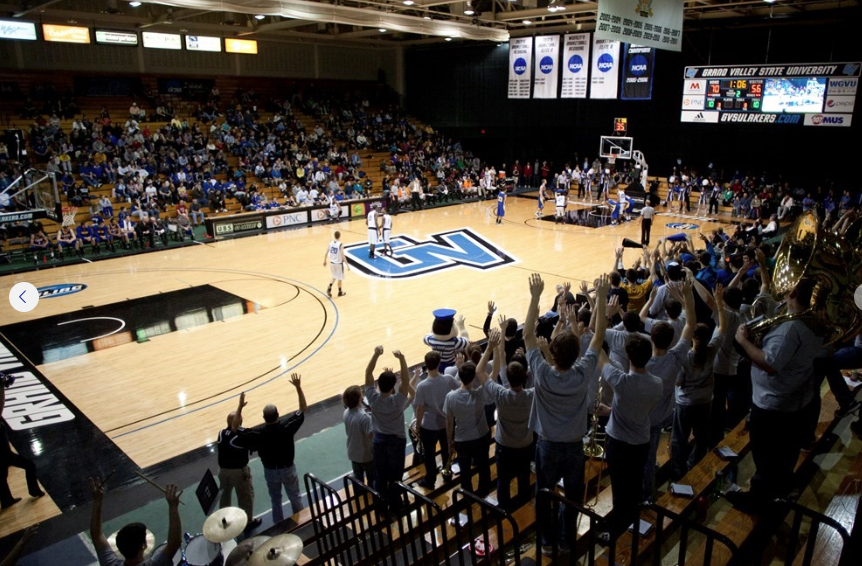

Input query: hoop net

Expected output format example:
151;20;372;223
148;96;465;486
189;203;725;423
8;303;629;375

62;206;78;227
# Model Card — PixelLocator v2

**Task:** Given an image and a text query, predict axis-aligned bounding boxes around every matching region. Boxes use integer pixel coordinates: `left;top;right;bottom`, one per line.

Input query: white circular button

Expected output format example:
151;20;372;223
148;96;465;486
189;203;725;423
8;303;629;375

9;282;39;313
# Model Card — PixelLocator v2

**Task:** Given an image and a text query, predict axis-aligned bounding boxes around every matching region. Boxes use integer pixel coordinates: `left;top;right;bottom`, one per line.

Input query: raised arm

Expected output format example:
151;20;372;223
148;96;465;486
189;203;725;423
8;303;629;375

589;274;610;353
231;392;247;433
524;273;545;351
365;345;383;387
727;259;752;289
482;300;495;338
714;283;727;335
640;286;658;324
88;477;109;552
163;484;183;559
755;247;771;295
0;526;37;566
690;271;716;311
612;247;623;276
290;373;307;414
455;314;470;341
393;350;410;396
680;276;697;342
476;330;501;386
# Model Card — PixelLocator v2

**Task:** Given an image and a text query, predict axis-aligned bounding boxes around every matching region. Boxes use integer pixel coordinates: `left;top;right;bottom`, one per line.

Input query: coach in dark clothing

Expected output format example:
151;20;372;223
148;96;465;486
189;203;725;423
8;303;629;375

1;383;45;508
245;374;307;524
217;392;261;530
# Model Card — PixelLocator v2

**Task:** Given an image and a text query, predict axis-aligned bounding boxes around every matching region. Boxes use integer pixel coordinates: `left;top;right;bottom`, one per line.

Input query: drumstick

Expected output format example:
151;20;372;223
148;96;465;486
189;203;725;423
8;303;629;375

100;469;116;488
134;470;185;505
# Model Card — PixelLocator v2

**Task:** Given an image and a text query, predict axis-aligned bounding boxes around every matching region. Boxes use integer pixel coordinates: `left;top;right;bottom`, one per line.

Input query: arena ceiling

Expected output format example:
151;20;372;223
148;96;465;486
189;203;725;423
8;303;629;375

2;0;860;46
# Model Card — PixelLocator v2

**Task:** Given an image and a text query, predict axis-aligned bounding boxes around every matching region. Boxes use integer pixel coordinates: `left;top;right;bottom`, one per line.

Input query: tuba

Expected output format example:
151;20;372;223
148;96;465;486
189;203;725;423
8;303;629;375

745;210;862;346
409;418;424;458
584;375;605;458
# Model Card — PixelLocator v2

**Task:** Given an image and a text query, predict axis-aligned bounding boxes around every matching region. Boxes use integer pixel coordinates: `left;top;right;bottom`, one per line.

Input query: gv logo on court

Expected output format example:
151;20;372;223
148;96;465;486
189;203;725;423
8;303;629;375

344;228;517;279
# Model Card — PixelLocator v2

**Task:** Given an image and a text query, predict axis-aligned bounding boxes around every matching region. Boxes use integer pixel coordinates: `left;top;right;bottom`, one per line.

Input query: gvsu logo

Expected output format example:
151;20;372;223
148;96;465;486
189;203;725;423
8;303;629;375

597;53;614;73
344;228;517;279
539;56;554;74
568;54;584;73
513;57;527;76
38;284;88;299
629;55;648;76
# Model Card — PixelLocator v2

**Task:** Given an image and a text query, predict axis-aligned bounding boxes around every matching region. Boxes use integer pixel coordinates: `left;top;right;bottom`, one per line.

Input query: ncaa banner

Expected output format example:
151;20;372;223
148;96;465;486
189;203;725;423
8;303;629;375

508;38;533;99
561;33;591;99
590;37;621;99
621;44;655;100
533;35;561;99
595;0;683;52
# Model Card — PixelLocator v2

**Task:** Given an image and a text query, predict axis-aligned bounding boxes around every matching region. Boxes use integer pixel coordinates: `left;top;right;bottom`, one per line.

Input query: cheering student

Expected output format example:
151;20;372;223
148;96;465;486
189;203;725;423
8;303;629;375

323;231;347;298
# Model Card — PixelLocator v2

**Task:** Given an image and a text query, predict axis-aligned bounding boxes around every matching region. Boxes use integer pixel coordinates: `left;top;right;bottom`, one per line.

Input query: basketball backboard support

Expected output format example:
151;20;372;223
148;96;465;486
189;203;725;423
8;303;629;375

0;169;61;224
600;136;633;159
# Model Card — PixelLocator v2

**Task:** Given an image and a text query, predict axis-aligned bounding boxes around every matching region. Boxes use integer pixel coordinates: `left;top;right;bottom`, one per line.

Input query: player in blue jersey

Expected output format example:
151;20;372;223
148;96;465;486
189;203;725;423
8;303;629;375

496;187;507;224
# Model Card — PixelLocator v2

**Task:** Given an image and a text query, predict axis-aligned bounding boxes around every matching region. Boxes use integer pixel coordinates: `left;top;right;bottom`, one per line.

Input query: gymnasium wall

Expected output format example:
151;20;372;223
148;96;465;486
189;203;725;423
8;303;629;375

404;15;862;183
0;38;399;91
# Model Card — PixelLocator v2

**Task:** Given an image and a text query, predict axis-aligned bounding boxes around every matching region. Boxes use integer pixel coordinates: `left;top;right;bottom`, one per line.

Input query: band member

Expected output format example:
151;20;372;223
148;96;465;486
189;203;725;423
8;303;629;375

323;231;347;298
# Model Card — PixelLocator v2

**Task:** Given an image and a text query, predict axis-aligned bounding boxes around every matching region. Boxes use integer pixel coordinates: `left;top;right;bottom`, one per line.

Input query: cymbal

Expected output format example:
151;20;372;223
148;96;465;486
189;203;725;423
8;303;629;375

203;507;248;543
107;528;156;558
248;534;303;566
225;536;270;566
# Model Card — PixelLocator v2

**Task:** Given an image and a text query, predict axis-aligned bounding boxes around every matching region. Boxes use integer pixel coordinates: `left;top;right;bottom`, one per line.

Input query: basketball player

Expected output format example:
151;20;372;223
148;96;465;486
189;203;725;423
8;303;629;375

380;208;393;256
323;231;347;298
367;206;380;259
56;224;82;257
327;192;341;223
554;189;567;224
536;179;548;219
496;187;507;224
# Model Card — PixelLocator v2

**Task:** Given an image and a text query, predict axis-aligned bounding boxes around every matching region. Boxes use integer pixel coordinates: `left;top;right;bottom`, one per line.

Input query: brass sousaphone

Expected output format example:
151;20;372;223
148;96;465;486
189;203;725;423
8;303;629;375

745;210;862;346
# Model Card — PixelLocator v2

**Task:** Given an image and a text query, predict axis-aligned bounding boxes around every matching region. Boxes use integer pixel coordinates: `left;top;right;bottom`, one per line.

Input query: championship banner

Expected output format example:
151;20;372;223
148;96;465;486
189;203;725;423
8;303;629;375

595;0;683;52
621;44;655;100
508;38;533;99
561;33;590;99
590;37;621;99
533;35;561;99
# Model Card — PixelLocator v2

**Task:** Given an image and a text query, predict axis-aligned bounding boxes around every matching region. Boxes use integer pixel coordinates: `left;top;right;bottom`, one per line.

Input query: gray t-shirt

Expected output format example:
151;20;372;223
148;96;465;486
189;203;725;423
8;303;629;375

444;387;490;442
527;347;597;442
365;386;409;437
605;328;651;371
602;365;663;445
644;316;686;349
484;380;534;448
343;407;373;463
648;284;673;319
645;342;687;426
675;334;723;406
713;308;746;375
98;547;173;566
413;374;459;430
752;319;827;412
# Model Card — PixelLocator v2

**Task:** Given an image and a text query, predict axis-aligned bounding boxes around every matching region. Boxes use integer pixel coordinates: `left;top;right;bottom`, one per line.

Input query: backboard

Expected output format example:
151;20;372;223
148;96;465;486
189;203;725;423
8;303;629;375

600;136;633;160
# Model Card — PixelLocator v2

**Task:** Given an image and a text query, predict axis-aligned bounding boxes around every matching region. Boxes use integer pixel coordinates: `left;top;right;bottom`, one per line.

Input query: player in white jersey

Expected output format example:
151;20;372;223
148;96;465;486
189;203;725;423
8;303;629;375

367;207;381;259
380;209;393;256
323;231;347;297
554;189;567;224
327;193;341;222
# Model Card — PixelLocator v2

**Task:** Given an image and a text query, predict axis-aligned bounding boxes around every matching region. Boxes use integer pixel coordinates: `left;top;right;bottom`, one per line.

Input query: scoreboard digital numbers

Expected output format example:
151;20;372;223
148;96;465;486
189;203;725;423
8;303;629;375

681;62;860;127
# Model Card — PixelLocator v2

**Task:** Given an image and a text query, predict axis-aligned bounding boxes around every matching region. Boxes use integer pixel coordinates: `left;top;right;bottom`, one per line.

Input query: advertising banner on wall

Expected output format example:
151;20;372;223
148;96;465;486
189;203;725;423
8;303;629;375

532;35;560;99
508;38;533;99
620;44;655;100
590;37;620;99
560;33;590;99
595;0;683;52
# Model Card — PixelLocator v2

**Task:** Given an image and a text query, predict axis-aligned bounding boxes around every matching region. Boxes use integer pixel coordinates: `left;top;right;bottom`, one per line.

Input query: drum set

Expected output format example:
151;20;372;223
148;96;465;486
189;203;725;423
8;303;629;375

108;507;303;566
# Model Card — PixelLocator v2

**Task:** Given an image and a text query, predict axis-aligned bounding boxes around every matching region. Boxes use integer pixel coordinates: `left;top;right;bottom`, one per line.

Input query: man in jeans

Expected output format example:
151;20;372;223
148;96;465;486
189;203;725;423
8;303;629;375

245;373;307;524
365;346;411;509
524;272;609;556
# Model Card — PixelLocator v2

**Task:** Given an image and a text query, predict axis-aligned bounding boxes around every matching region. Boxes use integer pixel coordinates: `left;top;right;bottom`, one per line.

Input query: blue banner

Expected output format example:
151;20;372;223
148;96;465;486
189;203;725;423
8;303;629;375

621;44;655;100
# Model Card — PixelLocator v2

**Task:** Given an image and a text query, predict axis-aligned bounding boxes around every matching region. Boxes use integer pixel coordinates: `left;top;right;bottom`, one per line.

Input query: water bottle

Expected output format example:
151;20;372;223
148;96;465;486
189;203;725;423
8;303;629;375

714;470;726;498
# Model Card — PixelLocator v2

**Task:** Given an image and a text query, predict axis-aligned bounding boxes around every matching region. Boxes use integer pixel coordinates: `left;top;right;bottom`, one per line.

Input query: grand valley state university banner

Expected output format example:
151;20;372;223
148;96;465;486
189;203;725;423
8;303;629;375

595;0;683;52
508;38;533;99
533;35;561;99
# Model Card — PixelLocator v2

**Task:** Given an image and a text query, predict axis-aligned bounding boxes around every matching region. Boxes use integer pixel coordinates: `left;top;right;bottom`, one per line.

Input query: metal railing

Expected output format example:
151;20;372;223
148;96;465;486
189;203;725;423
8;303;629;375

780;498;853;566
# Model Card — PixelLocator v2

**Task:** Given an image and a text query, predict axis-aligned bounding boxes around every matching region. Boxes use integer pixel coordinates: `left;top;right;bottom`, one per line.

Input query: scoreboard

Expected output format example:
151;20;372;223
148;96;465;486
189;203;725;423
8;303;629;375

681;62;860;127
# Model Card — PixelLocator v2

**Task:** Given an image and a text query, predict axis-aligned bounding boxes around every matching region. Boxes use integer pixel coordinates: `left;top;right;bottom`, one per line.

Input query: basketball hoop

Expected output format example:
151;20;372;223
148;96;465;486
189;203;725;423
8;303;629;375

607;154;617;166
62;206;78;227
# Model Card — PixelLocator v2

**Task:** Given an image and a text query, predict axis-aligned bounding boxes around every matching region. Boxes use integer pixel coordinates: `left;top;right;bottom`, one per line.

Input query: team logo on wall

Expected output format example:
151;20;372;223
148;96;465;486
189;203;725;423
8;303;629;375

38;284;88;299
344;228;517;279
666;222;699;230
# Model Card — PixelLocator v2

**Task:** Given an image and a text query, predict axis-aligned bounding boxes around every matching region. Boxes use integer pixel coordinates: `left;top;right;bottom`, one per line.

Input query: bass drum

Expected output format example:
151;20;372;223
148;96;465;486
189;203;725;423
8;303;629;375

182;534;236;566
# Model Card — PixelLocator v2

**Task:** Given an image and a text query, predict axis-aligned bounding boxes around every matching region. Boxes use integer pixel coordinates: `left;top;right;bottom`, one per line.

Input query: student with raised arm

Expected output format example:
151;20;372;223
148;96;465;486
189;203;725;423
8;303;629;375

89;476;181;566
413;351;459;489
526;272;609;557
365;346;411;509
671;280;726;481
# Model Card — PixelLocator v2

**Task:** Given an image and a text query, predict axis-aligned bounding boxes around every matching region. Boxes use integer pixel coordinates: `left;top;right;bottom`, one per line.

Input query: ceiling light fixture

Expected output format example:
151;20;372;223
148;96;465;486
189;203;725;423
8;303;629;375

254;14;265;20
445;37;453;41
522;19;532;25
129;1;142;6
548;0;566;12
403;0;415;4
379;28;387;32
464;1;475;16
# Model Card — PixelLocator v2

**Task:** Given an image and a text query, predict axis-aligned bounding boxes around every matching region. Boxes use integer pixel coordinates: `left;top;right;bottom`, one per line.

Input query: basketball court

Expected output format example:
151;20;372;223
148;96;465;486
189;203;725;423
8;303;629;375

0;192;732;538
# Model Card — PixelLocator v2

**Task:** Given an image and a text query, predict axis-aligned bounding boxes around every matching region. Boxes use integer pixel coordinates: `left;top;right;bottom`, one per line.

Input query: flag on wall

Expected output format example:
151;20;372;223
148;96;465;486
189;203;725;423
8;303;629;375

590;37;620;99
560;33;590;99
508;38;533;99
532;35;560;99
620;44;655;100
595;0;683;52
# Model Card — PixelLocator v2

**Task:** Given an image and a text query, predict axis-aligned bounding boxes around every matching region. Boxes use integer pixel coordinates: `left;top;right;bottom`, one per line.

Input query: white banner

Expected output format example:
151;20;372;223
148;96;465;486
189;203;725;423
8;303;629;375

561;33;590;99
533;35;560;99
508;38;533;99
595;0;683;52
803;113;852;127
590;37;620;99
